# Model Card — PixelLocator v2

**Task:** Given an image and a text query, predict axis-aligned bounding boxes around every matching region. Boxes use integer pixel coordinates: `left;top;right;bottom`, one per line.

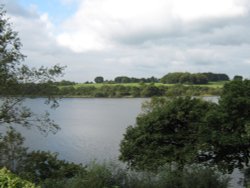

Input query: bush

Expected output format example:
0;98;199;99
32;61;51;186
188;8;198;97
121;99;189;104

20;151;84;183
157;165;229;188
37;162;230;188
0;168;38;188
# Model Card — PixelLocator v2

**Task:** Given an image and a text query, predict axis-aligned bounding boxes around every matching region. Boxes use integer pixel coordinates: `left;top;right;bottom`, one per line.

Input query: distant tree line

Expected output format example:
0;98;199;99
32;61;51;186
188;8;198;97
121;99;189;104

233;75;243;81
114;76;159;83
94;76;159;83
160;72;229;84
202;72;229;82
93;72;230;84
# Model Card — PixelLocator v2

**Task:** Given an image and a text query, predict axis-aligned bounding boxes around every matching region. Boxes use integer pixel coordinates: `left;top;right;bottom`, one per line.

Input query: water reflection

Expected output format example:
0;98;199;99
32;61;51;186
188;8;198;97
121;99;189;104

12;98;147;164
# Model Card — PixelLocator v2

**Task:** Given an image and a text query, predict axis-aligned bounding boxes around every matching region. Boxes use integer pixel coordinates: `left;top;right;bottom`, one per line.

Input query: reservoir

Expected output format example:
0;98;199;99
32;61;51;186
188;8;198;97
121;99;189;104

14;98;147;164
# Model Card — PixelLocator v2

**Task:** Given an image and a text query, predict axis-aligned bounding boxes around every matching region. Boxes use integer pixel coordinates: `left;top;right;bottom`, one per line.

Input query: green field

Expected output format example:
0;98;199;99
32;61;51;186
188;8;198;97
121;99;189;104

69;81;228;89
193;81;229;88
55;81;226;97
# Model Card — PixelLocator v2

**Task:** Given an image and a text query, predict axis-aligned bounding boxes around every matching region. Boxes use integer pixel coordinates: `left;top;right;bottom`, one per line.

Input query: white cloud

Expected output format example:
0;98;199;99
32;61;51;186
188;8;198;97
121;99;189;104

57;0;174;51
172;0;246;21
4;0;250;81
57;0;247;52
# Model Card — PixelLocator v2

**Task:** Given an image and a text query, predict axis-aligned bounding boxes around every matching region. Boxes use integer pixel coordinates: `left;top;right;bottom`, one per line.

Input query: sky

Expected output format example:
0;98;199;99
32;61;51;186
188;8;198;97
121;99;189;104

2;0;250;82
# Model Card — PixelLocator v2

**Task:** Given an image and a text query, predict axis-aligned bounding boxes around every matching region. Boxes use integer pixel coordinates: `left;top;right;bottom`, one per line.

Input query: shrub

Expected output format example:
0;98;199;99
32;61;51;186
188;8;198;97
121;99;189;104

0;168;38;188
38;162;230;188
157;164;230;188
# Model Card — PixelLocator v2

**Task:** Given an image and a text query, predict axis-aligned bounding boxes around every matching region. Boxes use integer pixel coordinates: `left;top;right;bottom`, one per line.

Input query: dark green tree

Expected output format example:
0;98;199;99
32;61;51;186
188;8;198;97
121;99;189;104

21;151;83;183
141;84;163;97
160;72;208;84
199;79;250;172
160;72;184;84
233;75;243;81
179;72;191;84
94;76;104;83
192;73;208;84
202;73;229;82
119;97;215;171
114;76;131;83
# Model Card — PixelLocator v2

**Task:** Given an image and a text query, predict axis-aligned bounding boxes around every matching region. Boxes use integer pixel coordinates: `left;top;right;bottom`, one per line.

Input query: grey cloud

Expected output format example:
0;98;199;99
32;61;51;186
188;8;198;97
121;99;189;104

113;9;250;48
3;0;250;82
3;0;39;18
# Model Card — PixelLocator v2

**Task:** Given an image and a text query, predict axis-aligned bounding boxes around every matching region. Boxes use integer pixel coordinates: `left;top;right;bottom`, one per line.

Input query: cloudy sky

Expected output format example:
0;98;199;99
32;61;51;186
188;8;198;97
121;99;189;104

3;0;250;81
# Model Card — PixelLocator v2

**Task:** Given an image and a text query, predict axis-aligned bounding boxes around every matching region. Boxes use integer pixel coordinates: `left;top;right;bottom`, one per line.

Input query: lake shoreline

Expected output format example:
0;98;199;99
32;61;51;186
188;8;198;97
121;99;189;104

0;94;219;99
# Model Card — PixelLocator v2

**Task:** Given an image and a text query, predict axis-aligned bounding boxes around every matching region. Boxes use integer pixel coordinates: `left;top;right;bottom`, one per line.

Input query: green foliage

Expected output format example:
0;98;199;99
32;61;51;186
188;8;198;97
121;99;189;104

0;129;84;185
202;73;229;82
52;80;76;86
38;163;229;188
55;83;221;98
161;72;209;84
233;75;243;81
161;72;229;84
0;6;64;134
95;76;104;83
40;162;122;188
199;79;250;172
0;125;230;188
120;97;215;171
20;151;84;183
141;84;164;97
0;168;38;188
0;6;24;92
114;76;159;84
120;79;250;173
156;164;229;188
0;128;27;172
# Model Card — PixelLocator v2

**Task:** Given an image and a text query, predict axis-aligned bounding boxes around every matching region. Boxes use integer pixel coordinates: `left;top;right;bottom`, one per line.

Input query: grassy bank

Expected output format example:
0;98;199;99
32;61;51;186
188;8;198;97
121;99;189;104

56;82;224;98
71;81;227;89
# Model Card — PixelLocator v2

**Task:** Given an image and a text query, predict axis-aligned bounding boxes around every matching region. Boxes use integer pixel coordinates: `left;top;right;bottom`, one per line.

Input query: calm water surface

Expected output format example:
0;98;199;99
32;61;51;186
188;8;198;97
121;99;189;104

7;97;219;163
16;98;147;164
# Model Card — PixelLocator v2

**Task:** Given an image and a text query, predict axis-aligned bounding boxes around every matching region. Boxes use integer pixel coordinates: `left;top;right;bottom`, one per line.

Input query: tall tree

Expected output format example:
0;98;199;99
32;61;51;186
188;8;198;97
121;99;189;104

201;79;250;172
94;76;104;83
233;75;243;81
119;97;215;171
0;128;27;172
0;6;64;134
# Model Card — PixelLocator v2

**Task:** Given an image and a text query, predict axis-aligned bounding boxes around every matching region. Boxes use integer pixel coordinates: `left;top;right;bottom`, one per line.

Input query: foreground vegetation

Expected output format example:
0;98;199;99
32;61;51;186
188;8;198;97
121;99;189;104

0;129;230;188
0;164;230;188
0;168;37;188
1;4;250;188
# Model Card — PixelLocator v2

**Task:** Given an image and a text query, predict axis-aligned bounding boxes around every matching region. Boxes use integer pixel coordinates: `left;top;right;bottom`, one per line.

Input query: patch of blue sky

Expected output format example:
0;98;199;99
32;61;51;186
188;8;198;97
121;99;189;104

18;0;78;25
